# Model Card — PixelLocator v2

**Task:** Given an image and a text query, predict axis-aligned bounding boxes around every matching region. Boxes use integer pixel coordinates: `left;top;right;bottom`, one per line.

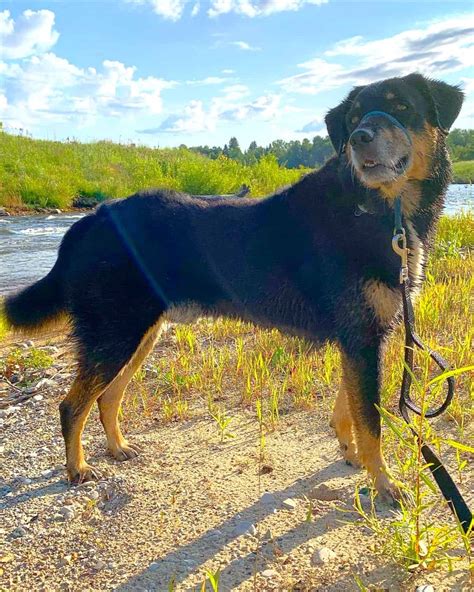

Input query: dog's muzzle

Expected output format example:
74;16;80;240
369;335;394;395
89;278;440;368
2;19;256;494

349;110;412;147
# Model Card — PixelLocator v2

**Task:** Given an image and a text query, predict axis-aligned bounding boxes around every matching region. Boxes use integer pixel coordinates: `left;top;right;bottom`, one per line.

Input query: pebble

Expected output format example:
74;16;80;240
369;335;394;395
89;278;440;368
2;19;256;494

233;521;257;537
310;484;341;501
88;490;100;501
149;562;160;572
261;569;279;578
311;547;337;565
282;498;297;510
416;586;434;592
10;526;28;539
59;506;75;521
59;555;72;567
260;492;278;506
36;378;56;390
92;559;106;571
33;394;44;402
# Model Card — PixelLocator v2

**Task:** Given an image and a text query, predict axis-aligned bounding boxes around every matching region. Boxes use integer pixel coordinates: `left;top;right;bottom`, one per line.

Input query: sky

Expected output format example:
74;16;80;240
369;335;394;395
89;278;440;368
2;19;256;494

0;1;473;149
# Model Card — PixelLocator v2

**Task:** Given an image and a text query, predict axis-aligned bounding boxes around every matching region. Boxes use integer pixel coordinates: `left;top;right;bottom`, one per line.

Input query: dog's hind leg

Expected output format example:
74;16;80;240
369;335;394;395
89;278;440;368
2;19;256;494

59;372;107;484
60;308;164;484
331;380;361;468
97;320;163;461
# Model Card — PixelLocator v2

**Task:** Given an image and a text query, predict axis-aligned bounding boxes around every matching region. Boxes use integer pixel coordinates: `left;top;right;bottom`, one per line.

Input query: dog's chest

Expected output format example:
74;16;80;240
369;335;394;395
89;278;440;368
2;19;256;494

362;220;425;327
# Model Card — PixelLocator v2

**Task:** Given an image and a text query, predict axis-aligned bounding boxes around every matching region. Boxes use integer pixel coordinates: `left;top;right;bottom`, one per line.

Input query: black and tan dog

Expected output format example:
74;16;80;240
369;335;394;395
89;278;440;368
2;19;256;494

3;73;463;501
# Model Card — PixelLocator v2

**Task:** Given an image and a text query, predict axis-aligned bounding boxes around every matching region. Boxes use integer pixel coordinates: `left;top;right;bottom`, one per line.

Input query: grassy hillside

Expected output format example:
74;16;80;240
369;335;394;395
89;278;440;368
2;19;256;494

452;159;474;183
0;131;303;209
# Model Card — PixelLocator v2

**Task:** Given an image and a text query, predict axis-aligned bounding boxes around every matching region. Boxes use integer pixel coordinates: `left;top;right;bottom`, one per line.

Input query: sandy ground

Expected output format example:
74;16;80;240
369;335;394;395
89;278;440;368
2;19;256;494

1;333;472;592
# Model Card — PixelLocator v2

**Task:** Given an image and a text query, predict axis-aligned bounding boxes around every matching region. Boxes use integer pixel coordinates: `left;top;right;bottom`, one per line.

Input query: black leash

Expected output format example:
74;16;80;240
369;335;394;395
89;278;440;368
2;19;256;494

392;196;472;534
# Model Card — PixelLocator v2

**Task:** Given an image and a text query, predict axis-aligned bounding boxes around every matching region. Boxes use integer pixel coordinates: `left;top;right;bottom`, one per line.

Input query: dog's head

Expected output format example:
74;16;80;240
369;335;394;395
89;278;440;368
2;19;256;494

325;73;463;192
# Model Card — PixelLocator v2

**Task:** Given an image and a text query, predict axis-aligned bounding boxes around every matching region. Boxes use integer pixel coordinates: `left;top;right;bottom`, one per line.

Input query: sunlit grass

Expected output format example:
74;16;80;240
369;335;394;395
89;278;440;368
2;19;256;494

0;131;303;209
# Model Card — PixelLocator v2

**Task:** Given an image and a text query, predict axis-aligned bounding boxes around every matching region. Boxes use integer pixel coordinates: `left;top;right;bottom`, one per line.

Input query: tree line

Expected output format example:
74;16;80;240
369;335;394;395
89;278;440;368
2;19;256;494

186;129;474;169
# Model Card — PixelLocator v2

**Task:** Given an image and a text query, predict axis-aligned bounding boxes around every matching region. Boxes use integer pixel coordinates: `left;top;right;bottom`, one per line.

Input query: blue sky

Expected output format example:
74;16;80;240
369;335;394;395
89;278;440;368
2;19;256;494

1;1;473;148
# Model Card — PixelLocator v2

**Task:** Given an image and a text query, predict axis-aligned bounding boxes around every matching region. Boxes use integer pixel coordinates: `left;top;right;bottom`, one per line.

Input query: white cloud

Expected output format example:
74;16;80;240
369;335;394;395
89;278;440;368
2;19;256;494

186;76;231;86
0;9;59;59
229;40;261;51
0;52;176;129
128;0;187;21
127;0;326;20
296;116;324;133
208;0;327;18
278;15;474;94
139;89;282;134
221;84;250;101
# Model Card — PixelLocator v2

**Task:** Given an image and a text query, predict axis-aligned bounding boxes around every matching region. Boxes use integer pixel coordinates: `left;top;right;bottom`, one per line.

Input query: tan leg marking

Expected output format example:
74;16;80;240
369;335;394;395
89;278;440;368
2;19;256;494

342;354;399;502
331;377;360;468
61;376;105;483
98;320;163;461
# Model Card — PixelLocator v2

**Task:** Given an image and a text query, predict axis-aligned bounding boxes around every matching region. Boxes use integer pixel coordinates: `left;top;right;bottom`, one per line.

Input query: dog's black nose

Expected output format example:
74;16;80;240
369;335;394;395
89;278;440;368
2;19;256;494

349;128;374;147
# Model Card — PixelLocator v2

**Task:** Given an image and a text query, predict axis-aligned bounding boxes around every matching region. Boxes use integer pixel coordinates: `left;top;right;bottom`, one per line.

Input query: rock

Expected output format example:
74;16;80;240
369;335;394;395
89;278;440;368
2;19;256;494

58;506;75;521
149;562;160;572
92;559;106;571
260;492;278;506
416;586;434;592
233;521;257;537
10;526;28;539
88;490;100;501
261;569;279;578
36;378;55;390
33;394;44;402
310;484;341;501
282;498;297;510
311;547;337;565
0;207;10;216
59;555;72;567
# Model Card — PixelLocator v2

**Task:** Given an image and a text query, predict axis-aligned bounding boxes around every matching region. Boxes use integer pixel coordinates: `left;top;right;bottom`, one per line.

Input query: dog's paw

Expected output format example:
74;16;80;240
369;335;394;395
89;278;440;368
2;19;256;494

376;477;401;508
340;442;362;469
109;441;142;462
68;463;101;485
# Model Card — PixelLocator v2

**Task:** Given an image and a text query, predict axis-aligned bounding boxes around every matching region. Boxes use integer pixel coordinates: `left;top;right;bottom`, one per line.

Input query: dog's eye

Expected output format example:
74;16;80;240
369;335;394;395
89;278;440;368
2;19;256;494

396;104;408;111
351;115;359;124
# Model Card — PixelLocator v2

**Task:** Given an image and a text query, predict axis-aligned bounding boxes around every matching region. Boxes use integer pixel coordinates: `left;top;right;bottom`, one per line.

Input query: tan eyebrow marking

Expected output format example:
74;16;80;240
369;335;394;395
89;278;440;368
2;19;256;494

386;92;395;100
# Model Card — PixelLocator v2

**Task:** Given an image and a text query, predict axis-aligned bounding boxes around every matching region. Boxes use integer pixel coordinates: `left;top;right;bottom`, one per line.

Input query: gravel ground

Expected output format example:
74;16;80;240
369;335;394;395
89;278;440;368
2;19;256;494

1;335;472;592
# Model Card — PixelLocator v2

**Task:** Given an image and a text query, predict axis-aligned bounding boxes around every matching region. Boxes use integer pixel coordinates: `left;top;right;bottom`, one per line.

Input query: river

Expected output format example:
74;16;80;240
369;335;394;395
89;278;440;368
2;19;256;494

0;184;472;296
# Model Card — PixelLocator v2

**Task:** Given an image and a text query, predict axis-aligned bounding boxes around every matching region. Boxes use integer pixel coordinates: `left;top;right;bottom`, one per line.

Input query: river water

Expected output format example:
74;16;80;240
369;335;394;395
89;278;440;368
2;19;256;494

0;185;472;296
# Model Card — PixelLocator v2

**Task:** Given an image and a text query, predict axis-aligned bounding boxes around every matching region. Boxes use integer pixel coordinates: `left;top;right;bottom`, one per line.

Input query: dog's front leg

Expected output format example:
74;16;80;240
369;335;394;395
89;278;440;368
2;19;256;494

339;344;399;504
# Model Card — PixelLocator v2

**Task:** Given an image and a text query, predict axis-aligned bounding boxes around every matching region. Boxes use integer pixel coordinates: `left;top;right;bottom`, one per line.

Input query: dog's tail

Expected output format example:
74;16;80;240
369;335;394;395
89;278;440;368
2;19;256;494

2;263;66;335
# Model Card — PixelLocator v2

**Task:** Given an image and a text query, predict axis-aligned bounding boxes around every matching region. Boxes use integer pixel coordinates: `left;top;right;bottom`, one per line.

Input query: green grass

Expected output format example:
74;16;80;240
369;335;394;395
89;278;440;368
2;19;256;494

0;131;303;209
452;160;474;183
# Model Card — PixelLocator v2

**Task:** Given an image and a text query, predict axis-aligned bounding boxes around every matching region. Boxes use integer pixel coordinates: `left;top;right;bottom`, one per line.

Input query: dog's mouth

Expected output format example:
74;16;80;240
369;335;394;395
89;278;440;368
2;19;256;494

362;155;409;174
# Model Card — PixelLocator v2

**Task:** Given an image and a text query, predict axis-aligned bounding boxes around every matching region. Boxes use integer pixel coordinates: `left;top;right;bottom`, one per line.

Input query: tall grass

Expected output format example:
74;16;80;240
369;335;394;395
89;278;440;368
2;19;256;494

0;131;303;209
452;160;474;184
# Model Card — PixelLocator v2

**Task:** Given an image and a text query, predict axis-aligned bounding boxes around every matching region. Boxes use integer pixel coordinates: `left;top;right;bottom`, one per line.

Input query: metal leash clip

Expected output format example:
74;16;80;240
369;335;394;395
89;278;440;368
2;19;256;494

392;228;410;284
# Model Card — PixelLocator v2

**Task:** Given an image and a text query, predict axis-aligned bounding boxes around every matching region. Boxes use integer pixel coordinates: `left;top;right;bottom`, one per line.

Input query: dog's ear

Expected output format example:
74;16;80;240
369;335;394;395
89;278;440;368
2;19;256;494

426;79;464;131
325;87;363;155
404;73;464;132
